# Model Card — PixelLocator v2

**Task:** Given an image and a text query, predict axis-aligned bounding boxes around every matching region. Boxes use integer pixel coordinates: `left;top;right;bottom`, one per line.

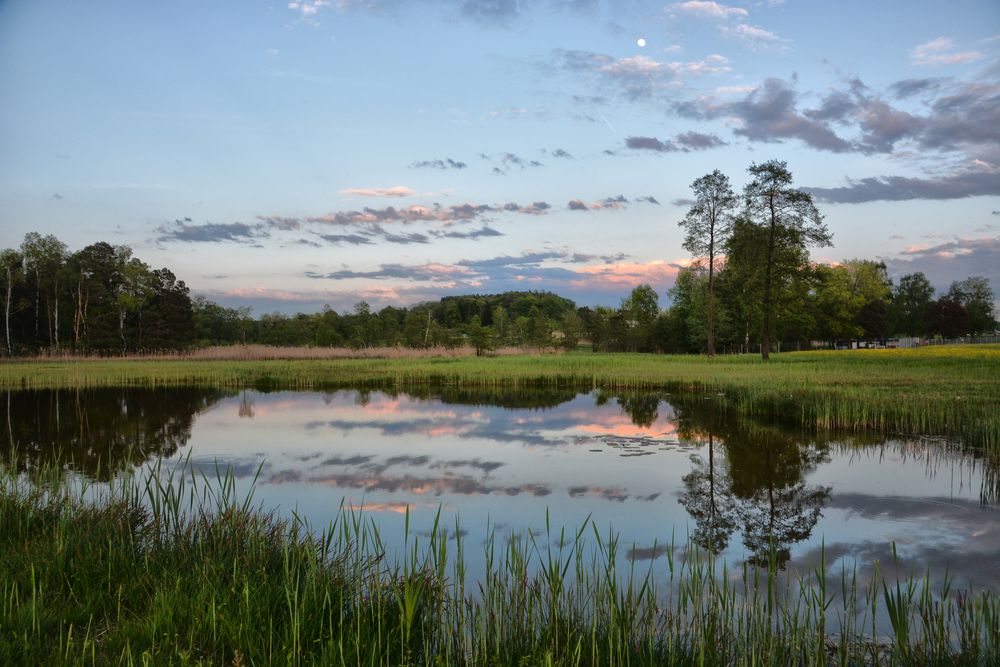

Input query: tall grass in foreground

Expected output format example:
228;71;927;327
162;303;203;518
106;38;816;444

1;460;997;666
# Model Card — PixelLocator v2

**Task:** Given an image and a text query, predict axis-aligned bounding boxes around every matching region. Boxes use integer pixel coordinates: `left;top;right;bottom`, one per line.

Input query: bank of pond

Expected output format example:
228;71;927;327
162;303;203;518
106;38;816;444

1;386;998;664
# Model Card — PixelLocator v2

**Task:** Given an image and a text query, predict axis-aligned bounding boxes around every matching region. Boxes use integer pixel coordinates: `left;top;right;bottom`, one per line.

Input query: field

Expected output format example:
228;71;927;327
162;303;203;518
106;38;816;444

3;345;999;452
2;460;997;666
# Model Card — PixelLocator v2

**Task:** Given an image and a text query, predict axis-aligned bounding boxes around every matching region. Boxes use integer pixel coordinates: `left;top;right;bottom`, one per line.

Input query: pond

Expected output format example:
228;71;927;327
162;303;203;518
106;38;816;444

3;386;998;592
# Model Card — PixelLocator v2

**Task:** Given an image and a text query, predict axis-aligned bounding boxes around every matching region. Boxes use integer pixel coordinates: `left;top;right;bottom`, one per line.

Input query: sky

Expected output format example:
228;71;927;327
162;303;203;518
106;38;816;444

1;0;998;315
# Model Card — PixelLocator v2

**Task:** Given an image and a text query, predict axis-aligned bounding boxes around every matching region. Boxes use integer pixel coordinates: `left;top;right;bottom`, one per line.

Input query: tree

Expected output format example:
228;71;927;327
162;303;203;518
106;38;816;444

465;315;493;356
742;160;831;359
814;260;892;343
144;268;194;349
926;298;970;338
0;249;22;355
665;266;709;353
19;233;67;349
679;170;737;356
947;277;997;334
892;272;935;336
620;284;660;352
559;310;584;350
491;305;510;344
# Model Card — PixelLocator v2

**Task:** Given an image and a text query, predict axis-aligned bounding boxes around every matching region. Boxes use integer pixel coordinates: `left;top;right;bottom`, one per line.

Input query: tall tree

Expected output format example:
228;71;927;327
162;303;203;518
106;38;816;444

947;276;997;334
19;233;67;349
742;160;831;359
620;284;660;352
927;298;970;338
893;272;935;336
0;250;22;356
679;170;737;356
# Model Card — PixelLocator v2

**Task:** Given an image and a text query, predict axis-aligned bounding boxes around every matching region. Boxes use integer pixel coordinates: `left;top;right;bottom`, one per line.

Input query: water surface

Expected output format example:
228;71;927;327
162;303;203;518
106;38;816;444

3;387;997;591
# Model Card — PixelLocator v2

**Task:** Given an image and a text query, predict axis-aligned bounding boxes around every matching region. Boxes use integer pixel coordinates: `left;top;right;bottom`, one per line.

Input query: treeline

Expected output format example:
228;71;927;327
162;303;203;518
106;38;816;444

0;232;583;355
653;161;996;356
1;234;193;355
656;265;996;354
3;213;995;356
192;292;578;351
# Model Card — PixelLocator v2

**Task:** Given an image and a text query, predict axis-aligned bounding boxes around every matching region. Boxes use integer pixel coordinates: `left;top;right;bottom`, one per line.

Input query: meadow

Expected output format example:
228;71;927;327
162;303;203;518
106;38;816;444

2;459;997;666
3;345;998;452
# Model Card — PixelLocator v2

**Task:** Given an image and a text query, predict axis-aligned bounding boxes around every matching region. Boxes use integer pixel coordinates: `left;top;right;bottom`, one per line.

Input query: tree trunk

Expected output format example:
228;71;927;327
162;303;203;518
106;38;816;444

707;245;715;357
761;198;777;361
3;265;11;356
74;279;82;347
34;268;40;346
54;289;60;350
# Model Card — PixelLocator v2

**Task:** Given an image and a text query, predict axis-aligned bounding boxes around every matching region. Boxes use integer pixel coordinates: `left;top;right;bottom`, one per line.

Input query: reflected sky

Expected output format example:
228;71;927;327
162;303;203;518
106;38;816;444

3;387;998;593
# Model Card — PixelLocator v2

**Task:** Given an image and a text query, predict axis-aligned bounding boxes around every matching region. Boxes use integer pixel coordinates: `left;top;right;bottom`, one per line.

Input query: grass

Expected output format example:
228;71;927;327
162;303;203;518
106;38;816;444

1;457;997;666
2;344;998;452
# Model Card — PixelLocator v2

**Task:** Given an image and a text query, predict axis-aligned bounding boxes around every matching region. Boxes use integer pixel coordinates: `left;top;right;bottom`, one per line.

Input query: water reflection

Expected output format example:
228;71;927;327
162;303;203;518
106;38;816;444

1;387;230;478
1;386;997;590
673;398;832;567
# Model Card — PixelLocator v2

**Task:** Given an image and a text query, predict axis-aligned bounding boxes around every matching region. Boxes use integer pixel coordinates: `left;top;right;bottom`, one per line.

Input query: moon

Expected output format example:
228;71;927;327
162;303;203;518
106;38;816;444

637;37;646;47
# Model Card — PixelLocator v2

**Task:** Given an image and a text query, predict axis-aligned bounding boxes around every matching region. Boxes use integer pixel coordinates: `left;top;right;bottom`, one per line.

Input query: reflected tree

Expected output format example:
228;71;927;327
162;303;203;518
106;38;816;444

679;430;737;552
595;391;665;428
2;387;230;479
672;394;832;568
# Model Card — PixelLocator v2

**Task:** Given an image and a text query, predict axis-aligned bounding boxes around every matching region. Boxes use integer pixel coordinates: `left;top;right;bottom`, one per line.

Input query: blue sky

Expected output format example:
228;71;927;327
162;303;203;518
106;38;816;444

1;0;998;314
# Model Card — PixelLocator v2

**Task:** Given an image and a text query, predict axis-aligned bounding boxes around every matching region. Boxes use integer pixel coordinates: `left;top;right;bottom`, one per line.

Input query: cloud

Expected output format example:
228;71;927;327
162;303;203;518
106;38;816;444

258;216;302;230
550;49;730;101
492;152;545;173
409;157;467;170
806;164;1000;203
460;0;521;24
566;194;659;211
719;23;789;51
287;1;333;18
626;136;676;152
889;78;947;99
728;78;853;152
882;237;1000;293
502;201;551;214
710;75;998;155
911;37;983;66
307;262;472;282
570;251;630;264
919;81;1000;150
382;231;431;245
625;132;727;152
340;186;417;198
317;233;375;246
670;1;748;20
433;225;504;240
302;200;550;227
289;238;322;248
157;220;267;244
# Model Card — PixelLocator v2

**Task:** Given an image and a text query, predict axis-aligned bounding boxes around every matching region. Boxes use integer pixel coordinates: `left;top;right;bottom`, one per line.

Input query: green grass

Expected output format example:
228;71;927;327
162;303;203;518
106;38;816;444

1;458;997;666
2;345;999;451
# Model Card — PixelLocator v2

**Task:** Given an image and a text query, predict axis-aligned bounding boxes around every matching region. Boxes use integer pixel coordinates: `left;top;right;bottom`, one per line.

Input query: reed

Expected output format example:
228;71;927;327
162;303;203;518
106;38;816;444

1;457;997;665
